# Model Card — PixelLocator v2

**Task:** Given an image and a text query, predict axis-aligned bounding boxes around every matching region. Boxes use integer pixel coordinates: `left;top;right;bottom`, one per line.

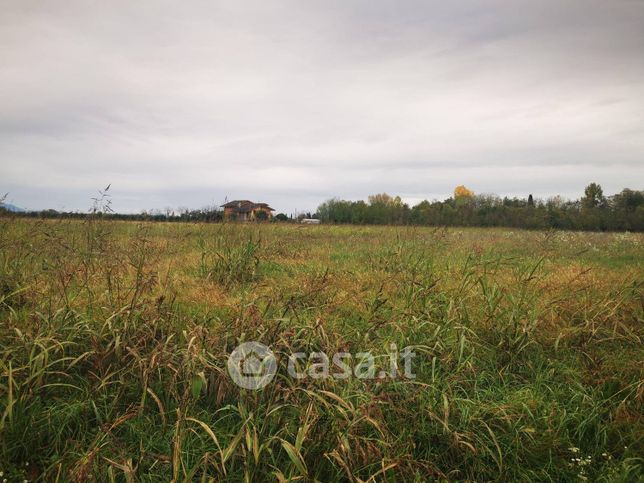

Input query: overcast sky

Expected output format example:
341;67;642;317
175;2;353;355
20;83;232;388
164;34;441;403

1;0;643;214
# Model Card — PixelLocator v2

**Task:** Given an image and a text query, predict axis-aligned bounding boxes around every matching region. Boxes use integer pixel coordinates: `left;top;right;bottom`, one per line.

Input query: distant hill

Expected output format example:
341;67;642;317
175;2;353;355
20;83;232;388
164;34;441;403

0;203;26;212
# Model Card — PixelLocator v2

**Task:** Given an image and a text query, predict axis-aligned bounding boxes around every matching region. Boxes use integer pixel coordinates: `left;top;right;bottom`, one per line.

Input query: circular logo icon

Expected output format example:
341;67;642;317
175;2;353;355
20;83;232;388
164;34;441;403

227;341;277;390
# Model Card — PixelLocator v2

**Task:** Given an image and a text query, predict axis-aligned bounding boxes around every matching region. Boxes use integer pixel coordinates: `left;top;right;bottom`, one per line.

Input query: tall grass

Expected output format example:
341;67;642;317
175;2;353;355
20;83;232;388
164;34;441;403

198;230;261;287
0;219;642;481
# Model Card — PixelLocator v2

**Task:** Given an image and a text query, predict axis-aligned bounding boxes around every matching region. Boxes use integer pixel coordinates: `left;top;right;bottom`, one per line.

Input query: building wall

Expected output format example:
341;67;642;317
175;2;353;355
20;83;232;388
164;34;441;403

223;206;272;220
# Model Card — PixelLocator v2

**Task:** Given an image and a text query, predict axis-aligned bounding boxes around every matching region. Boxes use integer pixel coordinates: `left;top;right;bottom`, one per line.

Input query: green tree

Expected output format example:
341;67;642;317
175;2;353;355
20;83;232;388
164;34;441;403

582;183;605;209
613;188;644;211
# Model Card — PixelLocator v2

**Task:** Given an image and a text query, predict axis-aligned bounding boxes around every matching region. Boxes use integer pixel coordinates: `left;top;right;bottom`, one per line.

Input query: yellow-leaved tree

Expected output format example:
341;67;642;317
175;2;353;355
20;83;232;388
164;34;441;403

454;185;475;206
454;185;474;199
368;193;404;207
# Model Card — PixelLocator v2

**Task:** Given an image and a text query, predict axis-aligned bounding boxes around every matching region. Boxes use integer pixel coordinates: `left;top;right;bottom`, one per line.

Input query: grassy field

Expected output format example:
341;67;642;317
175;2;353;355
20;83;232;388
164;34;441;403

0;218;642;482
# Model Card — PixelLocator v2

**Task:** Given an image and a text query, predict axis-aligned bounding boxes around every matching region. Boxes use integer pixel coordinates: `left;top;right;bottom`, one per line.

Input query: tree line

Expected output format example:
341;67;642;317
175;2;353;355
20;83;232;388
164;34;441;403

2;183;642;231
316;184;644;231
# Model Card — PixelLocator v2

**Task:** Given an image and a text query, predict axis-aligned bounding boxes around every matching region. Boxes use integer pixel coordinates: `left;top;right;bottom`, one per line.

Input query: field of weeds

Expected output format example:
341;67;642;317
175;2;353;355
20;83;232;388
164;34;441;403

0;218;642;481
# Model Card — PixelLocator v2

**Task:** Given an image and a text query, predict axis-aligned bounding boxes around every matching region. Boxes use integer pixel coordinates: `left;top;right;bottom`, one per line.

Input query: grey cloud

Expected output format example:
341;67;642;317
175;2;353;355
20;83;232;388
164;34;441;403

1;0;643;213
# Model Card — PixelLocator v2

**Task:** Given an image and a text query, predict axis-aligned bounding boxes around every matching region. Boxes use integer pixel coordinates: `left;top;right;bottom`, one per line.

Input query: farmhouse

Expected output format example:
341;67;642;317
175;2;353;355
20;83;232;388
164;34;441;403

221;200;275;221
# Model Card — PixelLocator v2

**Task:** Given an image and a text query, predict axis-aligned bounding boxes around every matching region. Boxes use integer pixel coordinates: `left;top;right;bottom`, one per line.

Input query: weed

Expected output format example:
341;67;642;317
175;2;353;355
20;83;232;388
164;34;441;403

198;232;261;287
0;220;641;481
